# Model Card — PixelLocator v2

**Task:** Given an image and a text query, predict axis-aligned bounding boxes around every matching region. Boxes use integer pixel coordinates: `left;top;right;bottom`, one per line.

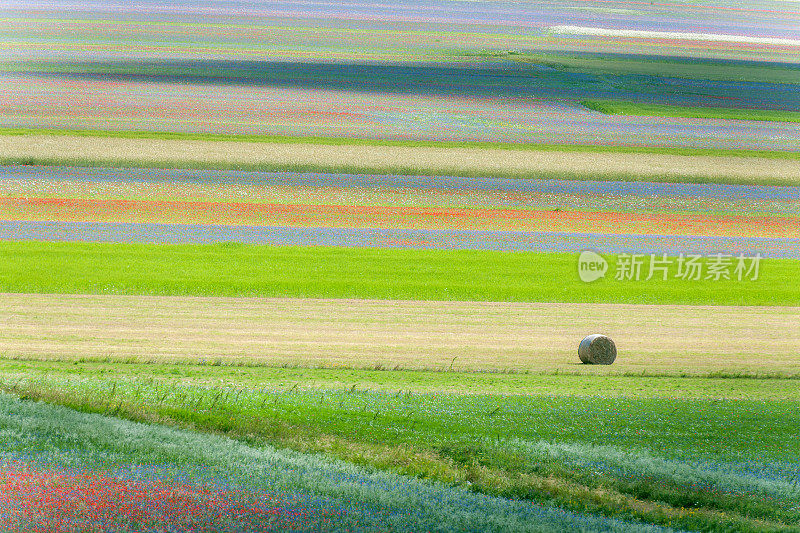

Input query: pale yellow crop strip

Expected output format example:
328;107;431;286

3;135;800;184
2;293;798;375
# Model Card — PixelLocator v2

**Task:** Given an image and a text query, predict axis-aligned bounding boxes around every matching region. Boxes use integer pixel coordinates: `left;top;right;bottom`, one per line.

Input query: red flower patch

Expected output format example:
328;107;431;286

0;463;325;532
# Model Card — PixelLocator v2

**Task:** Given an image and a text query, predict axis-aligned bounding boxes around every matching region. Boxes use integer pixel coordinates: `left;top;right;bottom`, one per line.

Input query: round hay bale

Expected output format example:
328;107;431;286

578;334;617;365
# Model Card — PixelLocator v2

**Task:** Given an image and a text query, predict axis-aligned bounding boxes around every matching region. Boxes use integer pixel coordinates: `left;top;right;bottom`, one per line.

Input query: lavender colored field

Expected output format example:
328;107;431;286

3;0;799;63
4;166;798;200
3;167;800;222
0;167;800;257
2;0;798;153
0;166;797;255
3;221;798;257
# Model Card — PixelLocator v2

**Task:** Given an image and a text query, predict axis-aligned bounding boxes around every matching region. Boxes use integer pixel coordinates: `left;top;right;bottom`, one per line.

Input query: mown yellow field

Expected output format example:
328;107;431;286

2;293;798;375
3;135;800;183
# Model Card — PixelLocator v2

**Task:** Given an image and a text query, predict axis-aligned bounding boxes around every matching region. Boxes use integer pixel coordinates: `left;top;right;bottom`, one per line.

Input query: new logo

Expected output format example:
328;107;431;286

577;250;608;282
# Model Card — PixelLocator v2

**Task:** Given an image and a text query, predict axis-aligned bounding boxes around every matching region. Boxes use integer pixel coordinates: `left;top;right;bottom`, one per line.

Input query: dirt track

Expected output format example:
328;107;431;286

1;293;797;375
3;135;800;184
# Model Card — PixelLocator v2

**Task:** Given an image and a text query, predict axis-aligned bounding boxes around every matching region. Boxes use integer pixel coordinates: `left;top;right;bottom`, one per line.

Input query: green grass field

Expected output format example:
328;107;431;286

2;366;798;532
1;241;798;305
583;100;800;123
3;359;798;399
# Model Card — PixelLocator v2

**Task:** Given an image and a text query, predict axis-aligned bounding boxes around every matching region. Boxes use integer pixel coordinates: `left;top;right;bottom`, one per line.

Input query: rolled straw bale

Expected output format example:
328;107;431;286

578;334;617;365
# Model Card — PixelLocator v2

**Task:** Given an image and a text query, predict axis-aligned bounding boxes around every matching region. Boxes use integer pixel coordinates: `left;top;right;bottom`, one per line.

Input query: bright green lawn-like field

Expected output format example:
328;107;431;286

583;100;800;123
1;241;799;305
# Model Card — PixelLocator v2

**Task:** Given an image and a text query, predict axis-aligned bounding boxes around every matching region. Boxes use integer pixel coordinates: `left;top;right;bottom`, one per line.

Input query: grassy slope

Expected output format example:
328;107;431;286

1;241;798;305
2;370;797;532
1;127;798;160
583;100;800;123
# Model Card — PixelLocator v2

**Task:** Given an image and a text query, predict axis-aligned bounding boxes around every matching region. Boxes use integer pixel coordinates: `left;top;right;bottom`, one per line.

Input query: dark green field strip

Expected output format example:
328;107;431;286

12;53;800;85
1;241;799;305
508;53;800;85
1;126;798;160
3;374;798;532
583;100;800;123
